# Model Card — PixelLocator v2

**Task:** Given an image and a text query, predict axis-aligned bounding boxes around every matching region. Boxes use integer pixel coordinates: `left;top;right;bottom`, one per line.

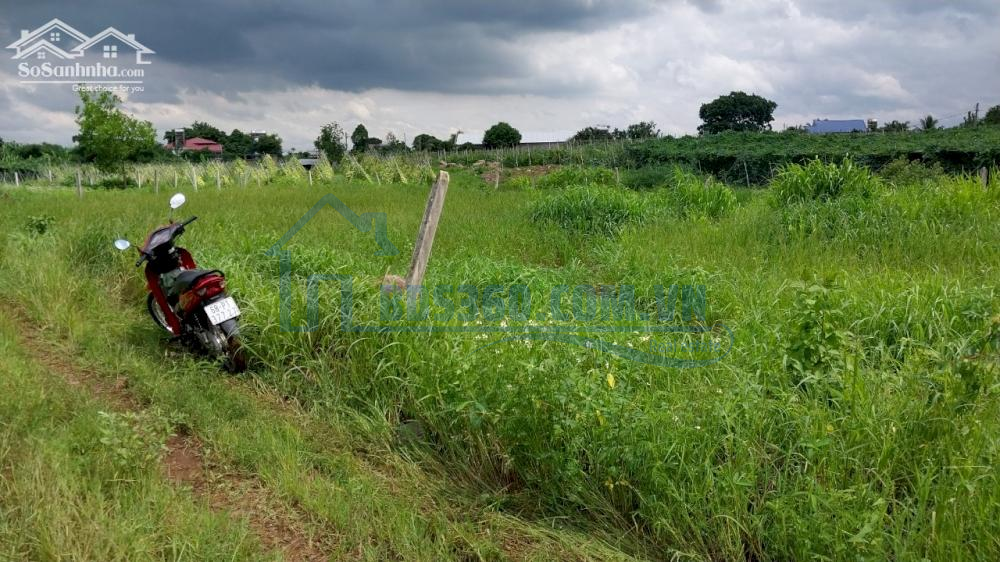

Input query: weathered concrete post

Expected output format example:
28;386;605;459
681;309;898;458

404;171;450;289
154;169;160;194
981;167;990;189
191;166;198;192
13;172;19;187
76;170;83;199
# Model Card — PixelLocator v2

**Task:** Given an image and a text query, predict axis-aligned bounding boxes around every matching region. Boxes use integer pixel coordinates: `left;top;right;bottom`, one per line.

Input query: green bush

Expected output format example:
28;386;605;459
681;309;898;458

771;158;883;205
535;166;615;189
622;165;690;190
530;185;648;235
650;168;737;219
25;215;55;236
879;158;946;187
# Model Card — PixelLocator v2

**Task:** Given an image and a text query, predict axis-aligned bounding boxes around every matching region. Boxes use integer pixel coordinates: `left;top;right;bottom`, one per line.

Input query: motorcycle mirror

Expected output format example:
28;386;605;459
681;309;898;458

169;193;186;210
114;239;131;251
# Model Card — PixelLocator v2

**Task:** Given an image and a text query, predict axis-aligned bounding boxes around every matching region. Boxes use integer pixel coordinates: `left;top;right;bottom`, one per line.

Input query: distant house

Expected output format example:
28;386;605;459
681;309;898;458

807;119;868;134
165;137;223;154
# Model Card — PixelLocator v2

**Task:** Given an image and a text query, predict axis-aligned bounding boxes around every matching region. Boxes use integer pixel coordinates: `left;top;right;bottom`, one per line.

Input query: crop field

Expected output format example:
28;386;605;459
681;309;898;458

1;159;999;560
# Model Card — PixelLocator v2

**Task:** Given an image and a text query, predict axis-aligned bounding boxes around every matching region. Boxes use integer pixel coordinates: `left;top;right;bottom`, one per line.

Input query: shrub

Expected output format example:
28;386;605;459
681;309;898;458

782;281;851;397
665;169;738;219
771;158;882;204
535;166;615;189
622;165;679;190
25;215;55;236
879;158;945;187
530;185;648;235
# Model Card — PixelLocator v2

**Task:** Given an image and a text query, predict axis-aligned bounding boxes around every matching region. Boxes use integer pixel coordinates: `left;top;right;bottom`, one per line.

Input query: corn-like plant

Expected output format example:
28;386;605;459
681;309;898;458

771;158;883;204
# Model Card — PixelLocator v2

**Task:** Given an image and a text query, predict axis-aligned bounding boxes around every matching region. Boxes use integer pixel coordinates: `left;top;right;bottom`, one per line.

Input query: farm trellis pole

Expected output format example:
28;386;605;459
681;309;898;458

405;171;450;289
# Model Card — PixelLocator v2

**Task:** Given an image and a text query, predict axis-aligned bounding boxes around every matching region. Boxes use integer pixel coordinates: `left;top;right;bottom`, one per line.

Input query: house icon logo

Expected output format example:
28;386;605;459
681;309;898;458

7;18;154;64
8;18;154;92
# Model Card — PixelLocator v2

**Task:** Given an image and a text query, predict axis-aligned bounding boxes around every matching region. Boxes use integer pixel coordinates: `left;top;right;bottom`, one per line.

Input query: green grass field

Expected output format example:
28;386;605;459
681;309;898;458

1;162;998;560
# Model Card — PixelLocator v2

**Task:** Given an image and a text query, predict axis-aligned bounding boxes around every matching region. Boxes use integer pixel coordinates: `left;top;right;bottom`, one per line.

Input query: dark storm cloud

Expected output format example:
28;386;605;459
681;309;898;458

0;0;660;95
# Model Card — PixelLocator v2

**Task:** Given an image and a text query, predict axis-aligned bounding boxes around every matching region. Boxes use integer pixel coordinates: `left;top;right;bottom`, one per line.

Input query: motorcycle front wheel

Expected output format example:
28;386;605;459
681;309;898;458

147;293;174;334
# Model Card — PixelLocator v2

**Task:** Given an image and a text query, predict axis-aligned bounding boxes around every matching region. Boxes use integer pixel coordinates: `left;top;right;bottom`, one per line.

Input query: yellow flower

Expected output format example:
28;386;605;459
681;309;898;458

606;373;616;389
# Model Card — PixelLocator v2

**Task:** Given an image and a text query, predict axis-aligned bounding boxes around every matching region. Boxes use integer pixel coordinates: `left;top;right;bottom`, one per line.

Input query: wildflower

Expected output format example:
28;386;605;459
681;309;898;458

606;373;616;389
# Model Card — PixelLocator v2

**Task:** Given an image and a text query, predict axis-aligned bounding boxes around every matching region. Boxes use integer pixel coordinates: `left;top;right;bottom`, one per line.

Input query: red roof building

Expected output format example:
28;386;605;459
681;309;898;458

165;137;223;153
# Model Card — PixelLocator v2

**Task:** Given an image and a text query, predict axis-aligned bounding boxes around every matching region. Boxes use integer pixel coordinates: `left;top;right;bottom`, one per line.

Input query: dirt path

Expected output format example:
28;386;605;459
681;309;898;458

1;301;338;562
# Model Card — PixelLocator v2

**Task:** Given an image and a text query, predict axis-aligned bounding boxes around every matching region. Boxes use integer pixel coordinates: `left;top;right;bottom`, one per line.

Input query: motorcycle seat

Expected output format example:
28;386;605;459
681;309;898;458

171;269;224;295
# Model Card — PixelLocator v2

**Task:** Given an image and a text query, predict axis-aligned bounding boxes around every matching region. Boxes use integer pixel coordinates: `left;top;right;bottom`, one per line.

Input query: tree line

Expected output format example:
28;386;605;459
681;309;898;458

3;90;998;185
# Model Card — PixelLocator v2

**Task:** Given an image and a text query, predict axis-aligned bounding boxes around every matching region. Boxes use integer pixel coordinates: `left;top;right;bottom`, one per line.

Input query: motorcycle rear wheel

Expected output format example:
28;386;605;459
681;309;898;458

224;336;247;373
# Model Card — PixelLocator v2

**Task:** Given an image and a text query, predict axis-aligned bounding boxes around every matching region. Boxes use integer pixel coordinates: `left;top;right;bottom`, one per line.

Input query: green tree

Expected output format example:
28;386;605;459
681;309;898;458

314;123;347;162
918;115;939;131
482;122;522;148
253;133;283;157
984;105;1000;126
570;126;613;143
698;91;777;134
624;121;660;140
164;121;226;144
74;90;156;184
413;133;445;152
380;132;409;153
224;129;252;159
882;120;910;133
351;124;369;153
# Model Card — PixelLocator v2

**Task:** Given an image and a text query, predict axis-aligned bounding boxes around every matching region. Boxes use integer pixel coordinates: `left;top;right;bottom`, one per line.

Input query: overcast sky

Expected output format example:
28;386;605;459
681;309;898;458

1;0;997;149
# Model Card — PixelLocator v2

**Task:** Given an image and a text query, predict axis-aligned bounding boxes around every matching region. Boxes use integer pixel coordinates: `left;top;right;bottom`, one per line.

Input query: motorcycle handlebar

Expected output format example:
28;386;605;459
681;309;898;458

134;217;197;268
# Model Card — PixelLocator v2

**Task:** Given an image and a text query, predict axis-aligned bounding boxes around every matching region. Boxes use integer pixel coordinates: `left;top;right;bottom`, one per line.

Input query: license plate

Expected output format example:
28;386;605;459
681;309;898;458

204;297;240;325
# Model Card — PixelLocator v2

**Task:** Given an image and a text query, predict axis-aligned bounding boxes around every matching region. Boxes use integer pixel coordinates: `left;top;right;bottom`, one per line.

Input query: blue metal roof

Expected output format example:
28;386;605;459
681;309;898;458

807;119;868;134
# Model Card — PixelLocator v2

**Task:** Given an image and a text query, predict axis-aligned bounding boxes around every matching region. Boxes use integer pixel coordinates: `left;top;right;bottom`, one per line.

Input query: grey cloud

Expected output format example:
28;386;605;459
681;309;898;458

0;0;660;95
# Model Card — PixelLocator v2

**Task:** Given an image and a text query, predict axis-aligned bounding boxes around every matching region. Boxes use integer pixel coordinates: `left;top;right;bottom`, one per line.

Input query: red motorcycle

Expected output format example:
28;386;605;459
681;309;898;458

115;193;246;372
